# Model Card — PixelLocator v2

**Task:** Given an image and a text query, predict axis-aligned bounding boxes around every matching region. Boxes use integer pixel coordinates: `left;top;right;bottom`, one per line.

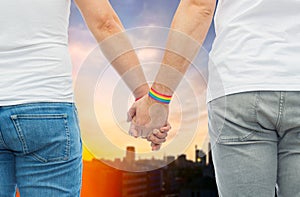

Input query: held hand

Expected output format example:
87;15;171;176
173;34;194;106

148;123;171;151
127;95;169;139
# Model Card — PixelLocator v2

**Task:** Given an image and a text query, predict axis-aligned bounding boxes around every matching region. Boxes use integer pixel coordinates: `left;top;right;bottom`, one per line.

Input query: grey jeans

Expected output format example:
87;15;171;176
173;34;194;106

208;91;300;197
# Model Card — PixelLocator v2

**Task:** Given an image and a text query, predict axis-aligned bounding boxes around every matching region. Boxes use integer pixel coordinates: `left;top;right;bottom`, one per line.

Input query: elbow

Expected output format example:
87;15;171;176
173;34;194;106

91;13;121;41
188;0;216;17
96;13;119;33
200;6;215;18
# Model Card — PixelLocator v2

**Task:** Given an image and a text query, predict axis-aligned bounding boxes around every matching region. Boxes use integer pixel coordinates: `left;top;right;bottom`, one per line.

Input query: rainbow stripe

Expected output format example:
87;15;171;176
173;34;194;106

148;87;172;104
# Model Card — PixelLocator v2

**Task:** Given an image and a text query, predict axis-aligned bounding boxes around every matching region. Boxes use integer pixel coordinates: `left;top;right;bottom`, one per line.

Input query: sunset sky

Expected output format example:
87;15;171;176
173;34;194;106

68;0;216;162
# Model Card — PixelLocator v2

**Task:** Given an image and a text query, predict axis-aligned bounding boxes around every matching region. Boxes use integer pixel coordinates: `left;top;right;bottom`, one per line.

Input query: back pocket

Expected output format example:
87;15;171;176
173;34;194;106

11;114;70;162
209;92;258;145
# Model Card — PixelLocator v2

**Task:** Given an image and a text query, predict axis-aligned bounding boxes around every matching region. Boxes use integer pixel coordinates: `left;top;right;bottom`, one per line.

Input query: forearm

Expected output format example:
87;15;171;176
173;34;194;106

152;0;216;95
75;0;148;98
97;23;149;98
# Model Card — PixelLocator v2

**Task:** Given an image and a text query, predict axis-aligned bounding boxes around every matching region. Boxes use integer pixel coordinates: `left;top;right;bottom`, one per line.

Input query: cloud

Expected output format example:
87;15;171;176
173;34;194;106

108;0;180;28
69;40;95;77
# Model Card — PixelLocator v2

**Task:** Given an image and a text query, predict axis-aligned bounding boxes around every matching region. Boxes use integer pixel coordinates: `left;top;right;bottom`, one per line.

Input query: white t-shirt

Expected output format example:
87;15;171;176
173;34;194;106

208;0;300;101
0;0;73;106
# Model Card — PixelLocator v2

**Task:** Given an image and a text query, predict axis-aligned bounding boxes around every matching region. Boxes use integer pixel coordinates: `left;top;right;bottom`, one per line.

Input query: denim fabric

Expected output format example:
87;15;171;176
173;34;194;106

0;102;82;197
208;91;300;197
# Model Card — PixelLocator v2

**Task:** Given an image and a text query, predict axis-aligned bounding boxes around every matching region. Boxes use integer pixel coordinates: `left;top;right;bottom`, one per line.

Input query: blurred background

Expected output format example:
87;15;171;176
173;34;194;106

70;0;218;196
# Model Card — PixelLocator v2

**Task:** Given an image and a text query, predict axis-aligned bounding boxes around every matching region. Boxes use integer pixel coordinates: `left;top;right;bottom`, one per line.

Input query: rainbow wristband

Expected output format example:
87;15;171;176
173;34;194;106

148;87;172;104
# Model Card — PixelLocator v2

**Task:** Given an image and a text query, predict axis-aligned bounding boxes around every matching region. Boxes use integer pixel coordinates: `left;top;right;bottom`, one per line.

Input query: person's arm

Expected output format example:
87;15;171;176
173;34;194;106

75;0;170;149
153;0;216;94
75;0;148;99
128;0;216;137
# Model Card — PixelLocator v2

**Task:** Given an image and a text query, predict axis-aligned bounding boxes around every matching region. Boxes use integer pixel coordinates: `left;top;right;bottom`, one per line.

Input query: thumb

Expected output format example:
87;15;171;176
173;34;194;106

129;122;139;138
127;103;136;122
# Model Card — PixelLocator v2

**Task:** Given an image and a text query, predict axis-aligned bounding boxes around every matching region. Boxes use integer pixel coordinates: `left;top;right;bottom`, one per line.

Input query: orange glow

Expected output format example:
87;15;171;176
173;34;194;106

82;144;95;161
81;160;122;197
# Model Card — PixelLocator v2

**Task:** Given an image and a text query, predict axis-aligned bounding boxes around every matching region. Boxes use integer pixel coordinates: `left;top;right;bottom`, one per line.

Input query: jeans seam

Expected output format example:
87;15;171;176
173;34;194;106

211;96;227;144
217;131;255;143
11;115;29;154
1;102;74;109
275;91;286;132
32;153;48;163
254;91;260;124
12;114;67;119
64;117;71;161
0;130;9;149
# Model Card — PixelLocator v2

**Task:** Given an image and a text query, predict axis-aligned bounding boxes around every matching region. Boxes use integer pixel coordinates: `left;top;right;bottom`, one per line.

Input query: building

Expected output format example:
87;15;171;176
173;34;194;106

122;172;148;197
125;146;135;164
195;145;207;166
81;145;217;197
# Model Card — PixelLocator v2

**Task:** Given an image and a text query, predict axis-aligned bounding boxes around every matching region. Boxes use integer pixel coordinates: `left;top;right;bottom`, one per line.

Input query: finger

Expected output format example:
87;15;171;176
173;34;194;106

160;123;172;132
146;129;157;141
152;129;168;139
127;105;136;122
148;134;166;144
151;142;161;151
129;123;139;138
140;128;150;139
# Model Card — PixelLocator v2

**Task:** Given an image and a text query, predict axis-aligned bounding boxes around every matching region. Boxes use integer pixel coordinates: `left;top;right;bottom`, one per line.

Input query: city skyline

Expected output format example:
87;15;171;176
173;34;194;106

81;143;217;197
97;143;211;172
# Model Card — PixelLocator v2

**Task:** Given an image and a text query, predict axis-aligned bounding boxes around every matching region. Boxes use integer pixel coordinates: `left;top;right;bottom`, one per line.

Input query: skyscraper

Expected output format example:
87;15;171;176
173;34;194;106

125;146;135;166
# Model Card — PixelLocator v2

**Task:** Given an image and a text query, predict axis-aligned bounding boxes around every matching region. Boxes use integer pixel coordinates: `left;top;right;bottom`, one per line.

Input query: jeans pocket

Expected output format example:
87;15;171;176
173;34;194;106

209;92;259;145
11;114;70;162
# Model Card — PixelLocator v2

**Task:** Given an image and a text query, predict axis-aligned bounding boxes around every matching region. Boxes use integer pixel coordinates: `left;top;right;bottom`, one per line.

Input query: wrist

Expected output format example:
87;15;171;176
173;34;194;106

133;84;149;101
148;86;172;104
151;82;173;96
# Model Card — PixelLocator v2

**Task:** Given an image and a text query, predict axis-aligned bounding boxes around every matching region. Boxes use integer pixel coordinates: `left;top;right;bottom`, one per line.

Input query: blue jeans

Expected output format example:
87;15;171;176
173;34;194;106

208;91;300;197
0;102;82;197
